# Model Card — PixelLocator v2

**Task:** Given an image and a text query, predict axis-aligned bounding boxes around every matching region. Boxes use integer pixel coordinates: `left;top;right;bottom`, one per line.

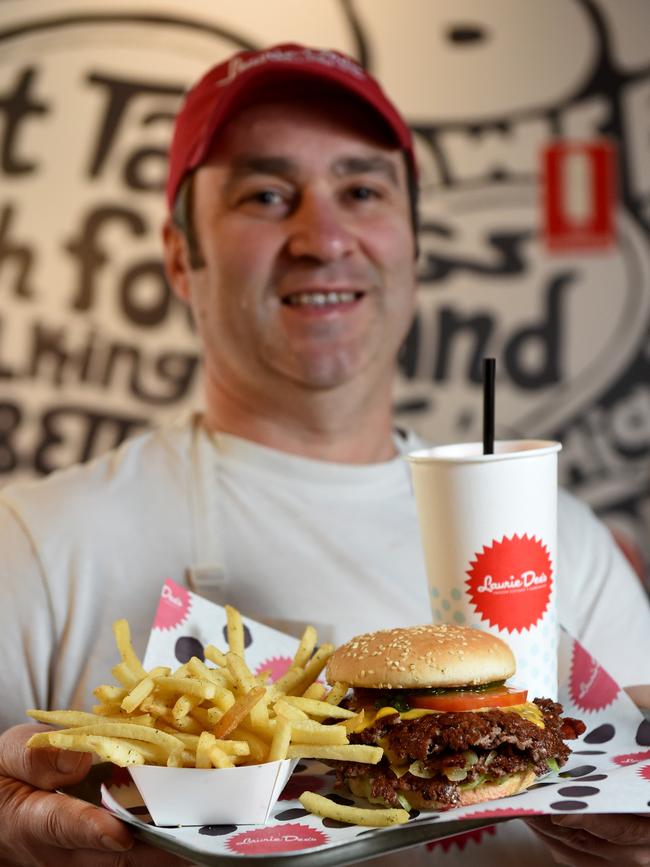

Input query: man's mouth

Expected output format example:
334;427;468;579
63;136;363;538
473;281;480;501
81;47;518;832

282;290;365;307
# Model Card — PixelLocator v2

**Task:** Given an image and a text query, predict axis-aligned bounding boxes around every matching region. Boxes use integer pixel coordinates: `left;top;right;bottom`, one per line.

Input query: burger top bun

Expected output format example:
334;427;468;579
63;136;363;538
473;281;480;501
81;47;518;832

326;624;516;690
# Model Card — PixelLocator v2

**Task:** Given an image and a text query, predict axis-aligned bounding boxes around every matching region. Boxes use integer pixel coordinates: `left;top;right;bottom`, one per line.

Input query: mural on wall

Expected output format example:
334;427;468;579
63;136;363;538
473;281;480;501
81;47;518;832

0;0;649;585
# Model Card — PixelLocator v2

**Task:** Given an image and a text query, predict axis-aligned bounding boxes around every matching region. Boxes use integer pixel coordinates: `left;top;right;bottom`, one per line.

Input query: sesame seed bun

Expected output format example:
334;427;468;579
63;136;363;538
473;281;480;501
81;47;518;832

326;624;516;689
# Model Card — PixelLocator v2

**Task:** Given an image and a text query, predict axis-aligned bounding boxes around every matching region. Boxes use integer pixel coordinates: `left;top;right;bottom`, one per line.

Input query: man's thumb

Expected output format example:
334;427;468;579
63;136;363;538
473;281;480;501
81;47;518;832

0;723;92;790
39;744;91;782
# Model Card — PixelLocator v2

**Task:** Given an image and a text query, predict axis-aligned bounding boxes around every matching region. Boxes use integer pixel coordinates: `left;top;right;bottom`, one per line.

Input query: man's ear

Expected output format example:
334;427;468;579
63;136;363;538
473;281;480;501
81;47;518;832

162;218;191;303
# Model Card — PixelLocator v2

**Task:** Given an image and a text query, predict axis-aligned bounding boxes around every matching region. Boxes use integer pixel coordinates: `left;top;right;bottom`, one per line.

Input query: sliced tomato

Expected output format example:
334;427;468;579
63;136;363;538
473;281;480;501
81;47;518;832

410;685;527;712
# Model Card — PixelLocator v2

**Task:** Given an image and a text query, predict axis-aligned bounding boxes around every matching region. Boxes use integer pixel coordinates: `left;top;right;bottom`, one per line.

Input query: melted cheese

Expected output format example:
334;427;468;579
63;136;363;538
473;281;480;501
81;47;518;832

356;700;545;731
503;702;545;728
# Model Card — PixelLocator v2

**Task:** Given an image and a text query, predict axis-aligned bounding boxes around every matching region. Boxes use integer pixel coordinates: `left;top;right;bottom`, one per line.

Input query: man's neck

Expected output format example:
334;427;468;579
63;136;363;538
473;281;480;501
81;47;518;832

202;376;398;464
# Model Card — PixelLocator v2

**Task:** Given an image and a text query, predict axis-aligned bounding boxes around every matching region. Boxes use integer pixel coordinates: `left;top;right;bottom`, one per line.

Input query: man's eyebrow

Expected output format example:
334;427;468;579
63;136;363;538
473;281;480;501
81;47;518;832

332;155;399;185
225;154;400;185
228;155;297;178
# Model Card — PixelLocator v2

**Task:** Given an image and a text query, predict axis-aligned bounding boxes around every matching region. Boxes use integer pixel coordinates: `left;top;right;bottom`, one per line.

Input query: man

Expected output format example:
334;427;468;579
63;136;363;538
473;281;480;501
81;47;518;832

0;43;649;867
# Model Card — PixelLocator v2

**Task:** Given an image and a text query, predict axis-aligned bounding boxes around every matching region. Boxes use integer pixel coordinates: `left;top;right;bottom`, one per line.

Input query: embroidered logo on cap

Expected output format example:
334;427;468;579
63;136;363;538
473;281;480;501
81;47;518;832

218;48;366;88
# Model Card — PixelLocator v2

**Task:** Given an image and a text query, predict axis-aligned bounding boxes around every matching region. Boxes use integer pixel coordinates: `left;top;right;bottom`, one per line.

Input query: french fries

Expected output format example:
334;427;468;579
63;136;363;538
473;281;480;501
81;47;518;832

289;644;335;696
121;677;155;713
280;696;356;719
325;681;350;705
299;791;409;827
287;744;383;763
25;605;369;778
24;606;401;829
49;733;147;767
267;718;292;762
225;605;245;657
212;686;266;739
288;720;349;746
113;619;147;680
293;625;318;668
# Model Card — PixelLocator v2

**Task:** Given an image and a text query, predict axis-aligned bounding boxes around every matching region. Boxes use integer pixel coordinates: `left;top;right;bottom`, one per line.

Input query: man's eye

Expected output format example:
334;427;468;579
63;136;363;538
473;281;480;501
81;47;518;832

250;190;284;205
349;185;380;201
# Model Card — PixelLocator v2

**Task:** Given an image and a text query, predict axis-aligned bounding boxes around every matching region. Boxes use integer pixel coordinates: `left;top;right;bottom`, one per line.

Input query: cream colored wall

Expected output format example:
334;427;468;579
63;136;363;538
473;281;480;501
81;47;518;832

0;0;649;582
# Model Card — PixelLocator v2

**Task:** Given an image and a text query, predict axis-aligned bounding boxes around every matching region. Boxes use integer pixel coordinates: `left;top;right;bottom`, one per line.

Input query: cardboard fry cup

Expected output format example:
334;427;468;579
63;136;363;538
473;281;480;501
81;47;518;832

115;580;309;826
128;759;296;826
407;440;561;700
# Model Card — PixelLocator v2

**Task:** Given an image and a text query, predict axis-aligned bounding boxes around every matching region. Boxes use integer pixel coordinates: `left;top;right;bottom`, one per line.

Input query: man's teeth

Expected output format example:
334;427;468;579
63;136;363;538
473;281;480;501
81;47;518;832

286;291;358;307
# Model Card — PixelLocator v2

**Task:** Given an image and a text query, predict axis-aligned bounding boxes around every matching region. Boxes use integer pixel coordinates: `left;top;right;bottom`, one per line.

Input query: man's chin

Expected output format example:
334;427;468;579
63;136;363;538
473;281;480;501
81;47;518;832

275;354;371;392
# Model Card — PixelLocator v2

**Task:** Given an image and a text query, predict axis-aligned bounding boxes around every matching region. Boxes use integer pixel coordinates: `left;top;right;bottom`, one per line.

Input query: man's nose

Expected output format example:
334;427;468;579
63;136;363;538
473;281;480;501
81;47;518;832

286;192;355;262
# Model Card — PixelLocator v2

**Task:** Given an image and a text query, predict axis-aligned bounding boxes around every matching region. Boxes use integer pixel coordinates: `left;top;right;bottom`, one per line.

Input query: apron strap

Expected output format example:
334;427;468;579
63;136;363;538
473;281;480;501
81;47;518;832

184;414;232;605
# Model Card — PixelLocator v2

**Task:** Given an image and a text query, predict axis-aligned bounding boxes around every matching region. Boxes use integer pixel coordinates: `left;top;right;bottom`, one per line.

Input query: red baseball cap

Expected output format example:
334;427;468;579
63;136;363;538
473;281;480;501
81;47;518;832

166;42;415;210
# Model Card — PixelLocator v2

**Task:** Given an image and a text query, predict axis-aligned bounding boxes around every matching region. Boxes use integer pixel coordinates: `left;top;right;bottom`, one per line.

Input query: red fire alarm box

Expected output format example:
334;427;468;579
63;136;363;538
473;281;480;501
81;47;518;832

543;140;616;251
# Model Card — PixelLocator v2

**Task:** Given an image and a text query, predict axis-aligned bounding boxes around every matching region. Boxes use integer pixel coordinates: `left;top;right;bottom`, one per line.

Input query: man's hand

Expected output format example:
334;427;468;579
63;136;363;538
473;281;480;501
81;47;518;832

0;723;189;866
525;686;650;865
526;813;650;865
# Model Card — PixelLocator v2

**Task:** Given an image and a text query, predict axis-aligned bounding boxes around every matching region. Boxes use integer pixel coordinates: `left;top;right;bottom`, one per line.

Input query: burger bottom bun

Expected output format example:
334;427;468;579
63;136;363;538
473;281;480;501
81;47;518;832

347;768;536;810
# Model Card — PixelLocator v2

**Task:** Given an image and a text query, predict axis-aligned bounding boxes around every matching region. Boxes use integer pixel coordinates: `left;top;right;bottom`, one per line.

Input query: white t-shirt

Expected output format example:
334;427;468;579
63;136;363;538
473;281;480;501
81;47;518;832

2;415;649;866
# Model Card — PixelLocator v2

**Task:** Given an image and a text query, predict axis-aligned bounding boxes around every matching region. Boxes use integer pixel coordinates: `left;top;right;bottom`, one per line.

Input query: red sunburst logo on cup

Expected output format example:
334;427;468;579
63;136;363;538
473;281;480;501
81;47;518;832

466;535;553;633
639;764;650;783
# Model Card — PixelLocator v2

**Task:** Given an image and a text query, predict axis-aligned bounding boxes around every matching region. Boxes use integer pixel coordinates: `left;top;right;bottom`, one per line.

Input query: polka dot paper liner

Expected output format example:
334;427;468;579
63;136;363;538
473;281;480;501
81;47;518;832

613;750;650;767
101;750;638;859
426;825;497;854
105;584;650;860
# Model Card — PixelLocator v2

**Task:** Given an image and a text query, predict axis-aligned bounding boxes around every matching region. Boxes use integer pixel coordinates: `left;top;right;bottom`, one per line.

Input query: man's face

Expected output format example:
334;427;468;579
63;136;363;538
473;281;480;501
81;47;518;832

169;96;417;404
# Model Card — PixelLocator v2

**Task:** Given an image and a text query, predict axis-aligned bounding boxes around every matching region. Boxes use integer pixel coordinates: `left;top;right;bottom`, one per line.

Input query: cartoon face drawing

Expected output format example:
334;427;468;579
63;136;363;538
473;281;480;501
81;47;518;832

355;0;598;120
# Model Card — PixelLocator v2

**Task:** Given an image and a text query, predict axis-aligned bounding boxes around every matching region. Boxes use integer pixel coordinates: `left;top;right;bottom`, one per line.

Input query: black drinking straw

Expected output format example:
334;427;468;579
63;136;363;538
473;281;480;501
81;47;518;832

483;357;496;455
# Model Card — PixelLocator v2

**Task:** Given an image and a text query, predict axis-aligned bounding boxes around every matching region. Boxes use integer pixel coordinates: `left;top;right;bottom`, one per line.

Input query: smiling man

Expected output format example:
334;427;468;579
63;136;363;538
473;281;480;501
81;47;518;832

163;65;418;465
0;43;649;867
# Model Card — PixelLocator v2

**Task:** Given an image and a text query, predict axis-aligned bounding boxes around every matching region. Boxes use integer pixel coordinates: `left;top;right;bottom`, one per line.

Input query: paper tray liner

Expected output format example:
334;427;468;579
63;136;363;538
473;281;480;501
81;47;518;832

76;580;650;862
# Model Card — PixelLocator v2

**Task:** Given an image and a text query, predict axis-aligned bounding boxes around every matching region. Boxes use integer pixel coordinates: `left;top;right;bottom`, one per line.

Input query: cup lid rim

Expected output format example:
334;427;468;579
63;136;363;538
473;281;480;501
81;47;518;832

407;439;562;464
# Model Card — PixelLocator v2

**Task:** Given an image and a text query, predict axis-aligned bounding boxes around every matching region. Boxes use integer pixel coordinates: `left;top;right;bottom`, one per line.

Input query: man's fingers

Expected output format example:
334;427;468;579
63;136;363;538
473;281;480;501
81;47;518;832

30;841;191;867
0;724;92;790
528;818;606;865
551;814;650;846
21;743;91;791
526;816;650;865
541;837;605;866
527;815;592;847
113;841;192;866
22;791;133;853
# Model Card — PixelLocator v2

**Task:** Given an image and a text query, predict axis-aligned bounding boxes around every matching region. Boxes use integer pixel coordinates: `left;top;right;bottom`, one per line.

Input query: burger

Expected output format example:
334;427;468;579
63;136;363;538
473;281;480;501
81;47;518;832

325;624;585;811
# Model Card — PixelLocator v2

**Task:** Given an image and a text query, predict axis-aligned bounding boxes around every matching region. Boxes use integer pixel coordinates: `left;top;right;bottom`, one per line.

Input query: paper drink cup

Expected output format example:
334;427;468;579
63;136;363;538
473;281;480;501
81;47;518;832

407;440;561;700
128;759;297;826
